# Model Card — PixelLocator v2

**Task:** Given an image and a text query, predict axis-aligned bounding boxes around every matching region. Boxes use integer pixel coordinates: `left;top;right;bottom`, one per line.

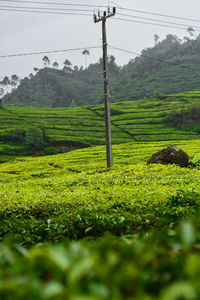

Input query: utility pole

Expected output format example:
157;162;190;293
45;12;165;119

94;7;116;168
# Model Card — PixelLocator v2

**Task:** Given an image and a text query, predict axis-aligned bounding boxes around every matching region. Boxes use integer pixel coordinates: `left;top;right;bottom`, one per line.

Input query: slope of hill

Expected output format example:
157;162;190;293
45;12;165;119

1;90;200;156
2;34;200;107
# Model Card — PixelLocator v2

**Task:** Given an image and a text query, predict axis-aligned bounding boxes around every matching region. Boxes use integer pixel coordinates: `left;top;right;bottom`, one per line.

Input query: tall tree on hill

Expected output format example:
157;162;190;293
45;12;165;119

42;56;50;67
53;61;59;69
82;49;90;69
108;55;118;75
0;87;4;98
10;74;19;88
1;76;10;93
33;67;39;73
63;59;72;73
187;27;195;37
154;34;160;45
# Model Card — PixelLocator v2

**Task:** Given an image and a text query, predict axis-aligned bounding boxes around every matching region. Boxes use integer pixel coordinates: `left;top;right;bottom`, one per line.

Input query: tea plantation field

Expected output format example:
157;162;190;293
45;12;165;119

1;140;200;299
1;139;200;244
1;89;200;299
0;140;200;300
1;90;200;156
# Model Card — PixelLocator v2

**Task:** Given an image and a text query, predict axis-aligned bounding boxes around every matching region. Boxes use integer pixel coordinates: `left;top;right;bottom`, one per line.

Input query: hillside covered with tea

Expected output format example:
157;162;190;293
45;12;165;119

1;89;200;157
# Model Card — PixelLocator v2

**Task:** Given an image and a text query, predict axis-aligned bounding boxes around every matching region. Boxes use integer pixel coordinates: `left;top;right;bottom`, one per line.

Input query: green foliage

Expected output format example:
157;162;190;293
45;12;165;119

0;140;200;298
1;219;200;299
69;99;77;107
25;127;46;150
0;140;200;245
167;103;200;128
154;91;166;100
11;128;26;142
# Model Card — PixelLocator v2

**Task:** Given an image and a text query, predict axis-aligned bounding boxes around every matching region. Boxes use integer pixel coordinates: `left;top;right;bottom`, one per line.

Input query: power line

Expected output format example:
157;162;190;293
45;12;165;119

1;7;198;31
0;0;107;8
1;5;199;30
119;7;200;24
118;13;200;30
0;5;92;12
0;8;91;15
1;0;200;25
114;17;200;31
0;46;101;58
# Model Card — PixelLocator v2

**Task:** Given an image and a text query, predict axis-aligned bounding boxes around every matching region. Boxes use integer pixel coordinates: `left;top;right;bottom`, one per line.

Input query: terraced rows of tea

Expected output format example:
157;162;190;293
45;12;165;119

1;90;200;153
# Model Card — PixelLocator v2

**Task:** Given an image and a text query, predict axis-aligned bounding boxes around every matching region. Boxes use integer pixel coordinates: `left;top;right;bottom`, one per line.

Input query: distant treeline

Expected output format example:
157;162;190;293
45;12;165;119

2;33;200;107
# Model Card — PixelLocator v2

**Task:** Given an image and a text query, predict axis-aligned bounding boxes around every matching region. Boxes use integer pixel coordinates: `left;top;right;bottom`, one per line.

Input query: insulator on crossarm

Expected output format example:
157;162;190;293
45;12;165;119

113;7;116;14
93;14;97;22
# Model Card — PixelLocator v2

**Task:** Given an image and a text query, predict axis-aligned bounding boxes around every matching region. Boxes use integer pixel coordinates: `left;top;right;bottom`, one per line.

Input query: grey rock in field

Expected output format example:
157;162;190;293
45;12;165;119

147;145;190;168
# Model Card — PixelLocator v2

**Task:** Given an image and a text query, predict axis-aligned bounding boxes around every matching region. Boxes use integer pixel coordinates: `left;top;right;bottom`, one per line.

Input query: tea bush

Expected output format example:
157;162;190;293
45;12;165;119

0;140;200;246
1;219;200;299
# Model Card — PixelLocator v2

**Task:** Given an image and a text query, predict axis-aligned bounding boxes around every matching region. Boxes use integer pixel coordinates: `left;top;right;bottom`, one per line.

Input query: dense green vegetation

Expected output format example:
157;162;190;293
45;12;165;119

1;218;200;300
1;137;200;298
1;139;200;298
2;34;200;107
0;140;200;246
1;90;200;156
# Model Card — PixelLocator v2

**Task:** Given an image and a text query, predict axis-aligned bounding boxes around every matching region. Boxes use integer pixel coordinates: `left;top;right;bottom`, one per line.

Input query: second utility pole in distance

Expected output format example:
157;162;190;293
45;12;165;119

94;7;116;168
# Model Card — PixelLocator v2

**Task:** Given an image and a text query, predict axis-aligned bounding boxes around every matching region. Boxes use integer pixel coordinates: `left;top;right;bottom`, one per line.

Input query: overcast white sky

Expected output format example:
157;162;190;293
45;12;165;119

0;0;200;79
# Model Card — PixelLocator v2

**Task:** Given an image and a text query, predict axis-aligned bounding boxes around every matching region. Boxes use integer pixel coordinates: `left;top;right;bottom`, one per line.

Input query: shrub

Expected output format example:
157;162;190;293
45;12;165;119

25;127;46;151
153;91;166;100
11;128;26;142
1;220;200;300
167;103;200;128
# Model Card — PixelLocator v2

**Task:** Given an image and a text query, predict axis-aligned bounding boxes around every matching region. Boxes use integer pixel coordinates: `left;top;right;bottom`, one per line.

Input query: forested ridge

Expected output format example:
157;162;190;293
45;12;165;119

2;33;200;107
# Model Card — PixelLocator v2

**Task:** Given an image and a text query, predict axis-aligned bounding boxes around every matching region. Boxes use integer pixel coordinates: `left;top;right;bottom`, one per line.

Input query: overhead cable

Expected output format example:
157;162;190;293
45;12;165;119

1;0;200;24
118;13;200;30
1;6;198;29
0;46;101;58
0;0;107;8
114;17;200;31
0;5;92;12
119;7;200;24
0;8;90;15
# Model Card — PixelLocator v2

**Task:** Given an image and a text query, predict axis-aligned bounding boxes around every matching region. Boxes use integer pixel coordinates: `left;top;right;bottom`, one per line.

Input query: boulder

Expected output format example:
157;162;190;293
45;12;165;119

147;145;190;168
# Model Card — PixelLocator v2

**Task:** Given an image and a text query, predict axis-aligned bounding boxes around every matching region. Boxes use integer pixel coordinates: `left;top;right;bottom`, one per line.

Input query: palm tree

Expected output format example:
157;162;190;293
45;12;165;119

0;87;4;98
1;76;10;94
33;67;39;73
53;61;59;69
42;56;50;67
63;59;72;72
82;49;90;69
154;34;160;45
10;74;19;88
187;27;195;37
